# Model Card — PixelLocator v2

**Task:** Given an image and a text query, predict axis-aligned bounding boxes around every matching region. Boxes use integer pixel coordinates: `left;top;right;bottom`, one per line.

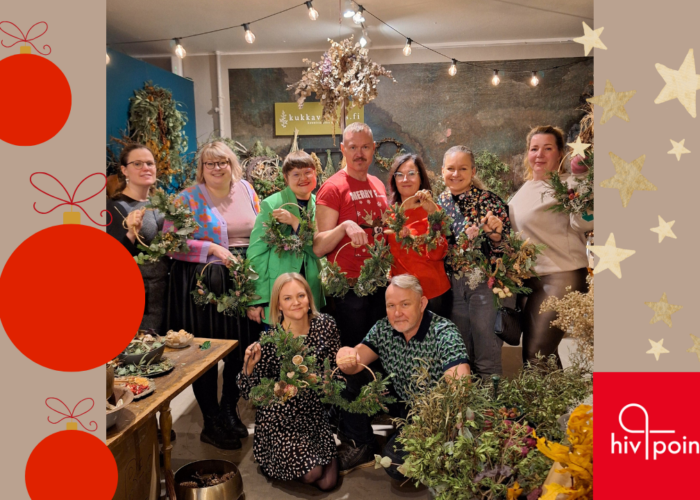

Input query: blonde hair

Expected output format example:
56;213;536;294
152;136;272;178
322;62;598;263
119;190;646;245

442;145;486;190
196;141;243;186
269;273;320;327
342;122;374;143
523;125;566;181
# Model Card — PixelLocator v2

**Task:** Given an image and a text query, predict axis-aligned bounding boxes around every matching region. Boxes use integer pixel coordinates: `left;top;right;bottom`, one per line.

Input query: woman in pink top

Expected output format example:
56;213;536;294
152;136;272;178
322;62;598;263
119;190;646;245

165;141;261;450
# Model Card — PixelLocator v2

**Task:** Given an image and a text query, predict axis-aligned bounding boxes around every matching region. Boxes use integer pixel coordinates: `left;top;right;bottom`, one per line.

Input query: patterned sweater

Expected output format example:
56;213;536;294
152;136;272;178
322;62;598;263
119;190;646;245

163;181;260;263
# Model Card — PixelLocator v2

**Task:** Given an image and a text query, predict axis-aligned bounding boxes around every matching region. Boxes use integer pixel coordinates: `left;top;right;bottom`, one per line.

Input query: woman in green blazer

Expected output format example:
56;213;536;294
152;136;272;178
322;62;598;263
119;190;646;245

246;151;324;324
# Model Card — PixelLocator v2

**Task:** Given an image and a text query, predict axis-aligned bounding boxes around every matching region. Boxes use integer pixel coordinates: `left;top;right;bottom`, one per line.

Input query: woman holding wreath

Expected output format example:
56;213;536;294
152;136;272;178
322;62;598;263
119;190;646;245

437;145;512;377
107;143;167;333
246;151;324;325
165;141;261;450
508;126;593;367
238;273;340;490
385;154;450;316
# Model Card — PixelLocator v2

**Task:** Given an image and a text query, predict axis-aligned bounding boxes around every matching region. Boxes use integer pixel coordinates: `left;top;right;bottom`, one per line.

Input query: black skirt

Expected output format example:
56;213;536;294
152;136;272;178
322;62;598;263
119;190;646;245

165;247;261;358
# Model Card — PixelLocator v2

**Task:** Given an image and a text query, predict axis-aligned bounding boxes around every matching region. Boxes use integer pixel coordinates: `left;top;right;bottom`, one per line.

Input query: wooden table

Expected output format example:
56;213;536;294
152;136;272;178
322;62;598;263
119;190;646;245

107;338;238;500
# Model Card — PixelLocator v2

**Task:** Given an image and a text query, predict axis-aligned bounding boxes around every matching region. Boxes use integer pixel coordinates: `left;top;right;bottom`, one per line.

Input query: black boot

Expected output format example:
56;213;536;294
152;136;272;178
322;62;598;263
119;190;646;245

200;412;242;450
220;394;249;439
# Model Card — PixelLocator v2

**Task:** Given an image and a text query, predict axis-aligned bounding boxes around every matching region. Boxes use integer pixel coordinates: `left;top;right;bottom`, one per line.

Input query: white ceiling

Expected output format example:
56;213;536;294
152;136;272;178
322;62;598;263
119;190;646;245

107;0;593;57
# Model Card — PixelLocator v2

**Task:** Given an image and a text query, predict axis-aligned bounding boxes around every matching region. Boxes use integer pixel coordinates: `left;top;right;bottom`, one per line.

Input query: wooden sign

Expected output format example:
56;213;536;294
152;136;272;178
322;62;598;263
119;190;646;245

275;102;364;136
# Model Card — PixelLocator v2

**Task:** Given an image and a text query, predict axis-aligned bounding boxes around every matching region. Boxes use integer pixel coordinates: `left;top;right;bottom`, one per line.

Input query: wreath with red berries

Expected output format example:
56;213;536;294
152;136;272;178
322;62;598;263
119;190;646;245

384;194;453;255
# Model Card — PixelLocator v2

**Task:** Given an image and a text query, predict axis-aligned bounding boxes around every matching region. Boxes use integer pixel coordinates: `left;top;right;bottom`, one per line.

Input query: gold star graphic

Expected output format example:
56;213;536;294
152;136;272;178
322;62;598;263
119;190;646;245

645;293;682;327
650;216;677;243
647;339;670;361
588;233;635;279
668;139;690;161
573;22;607;56
655;49;700;118
587;80;636;124
567;137;591;158
687;334;700;362
600;153;657;208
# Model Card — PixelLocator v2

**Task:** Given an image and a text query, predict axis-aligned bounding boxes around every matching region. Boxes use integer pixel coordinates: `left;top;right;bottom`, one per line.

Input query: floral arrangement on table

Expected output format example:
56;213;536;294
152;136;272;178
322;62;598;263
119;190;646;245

374;356;592;500
261;204;315;258
542;150;594;221
246;326;395;416
191;255;260;317
540;275;594;369
384;202;453;255
321;238;394;298
133;189;199;265
535;405;593;500
288;36;396;137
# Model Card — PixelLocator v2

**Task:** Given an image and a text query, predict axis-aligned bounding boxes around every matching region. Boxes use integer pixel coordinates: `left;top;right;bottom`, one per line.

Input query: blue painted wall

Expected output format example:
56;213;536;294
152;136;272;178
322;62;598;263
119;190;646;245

106;48;196;163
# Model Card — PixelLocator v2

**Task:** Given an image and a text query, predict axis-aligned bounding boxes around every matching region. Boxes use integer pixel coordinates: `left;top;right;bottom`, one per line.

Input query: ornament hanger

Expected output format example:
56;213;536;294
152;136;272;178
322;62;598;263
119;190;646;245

0;21;51;55
30;172;112;226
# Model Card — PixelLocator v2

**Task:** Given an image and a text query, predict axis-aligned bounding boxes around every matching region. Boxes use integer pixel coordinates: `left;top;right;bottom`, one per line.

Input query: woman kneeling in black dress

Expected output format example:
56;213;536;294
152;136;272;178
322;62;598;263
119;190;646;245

238;273;339;490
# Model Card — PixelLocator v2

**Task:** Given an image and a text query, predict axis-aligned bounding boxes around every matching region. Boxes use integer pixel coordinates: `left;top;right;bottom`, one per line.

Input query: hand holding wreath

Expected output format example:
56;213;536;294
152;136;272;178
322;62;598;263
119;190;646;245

272;208;300;232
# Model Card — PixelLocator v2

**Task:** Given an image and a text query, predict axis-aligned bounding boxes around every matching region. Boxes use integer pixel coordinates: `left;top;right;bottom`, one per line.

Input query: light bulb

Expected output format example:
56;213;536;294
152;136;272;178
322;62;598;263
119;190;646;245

403;39;412;56
243;24;255;44
343;0;355;17
491;70;500;86
353;7;365;24
306;2;319;20
449;59;457;76
106;52;110;65
174;39;186;59
360;30;370;48
530;71;539;87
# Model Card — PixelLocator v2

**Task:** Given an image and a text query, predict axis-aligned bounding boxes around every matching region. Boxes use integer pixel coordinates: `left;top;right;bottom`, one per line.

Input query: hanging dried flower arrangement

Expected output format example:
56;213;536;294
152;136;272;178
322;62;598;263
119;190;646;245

288;36;396;138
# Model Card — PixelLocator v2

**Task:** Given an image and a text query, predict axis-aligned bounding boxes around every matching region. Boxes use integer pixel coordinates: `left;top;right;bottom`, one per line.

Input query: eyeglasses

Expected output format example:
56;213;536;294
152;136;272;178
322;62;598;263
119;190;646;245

289;170;316;181
345;145;374;153
394;170;418;181
126;160;156;169
203;160;230;169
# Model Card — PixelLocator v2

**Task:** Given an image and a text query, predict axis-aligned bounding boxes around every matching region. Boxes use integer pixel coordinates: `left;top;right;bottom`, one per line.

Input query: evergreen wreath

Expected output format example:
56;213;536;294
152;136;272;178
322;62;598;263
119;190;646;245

260;203;315;258
320;358;396;415
321;238;394;298
384;196;453;255
191;256;261;317
542;150;594;220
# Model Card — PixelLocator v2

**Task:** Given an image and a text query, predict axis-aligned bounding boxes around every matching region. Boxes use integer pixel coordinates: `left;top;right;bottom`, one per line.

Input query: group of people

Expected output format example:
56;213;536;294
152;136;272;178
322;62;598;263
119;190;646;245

107;122;592;490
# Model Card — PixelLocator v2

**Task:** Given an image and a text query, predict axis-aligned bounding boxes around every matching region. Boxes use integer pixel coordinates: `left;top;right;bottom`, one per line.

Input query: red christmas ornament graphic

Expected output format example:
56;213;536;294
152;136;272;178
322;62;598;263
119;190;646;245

25;398;117;500
0;21;71;146
0;173;145;372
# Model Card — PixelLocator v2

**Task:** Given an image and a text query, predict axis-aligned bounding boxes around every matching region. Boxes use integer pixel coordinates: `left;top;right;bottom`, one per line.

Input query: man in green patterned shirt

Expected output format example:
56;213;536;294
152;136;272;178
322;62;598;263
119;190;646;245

335;274;470;477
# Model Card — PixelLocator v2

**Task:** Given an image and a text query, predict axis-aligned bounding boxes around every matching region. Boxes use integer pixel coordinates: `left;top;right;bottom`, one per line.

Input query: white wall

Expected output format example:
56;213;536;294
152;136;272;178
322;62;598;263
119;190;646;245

141;42;584;144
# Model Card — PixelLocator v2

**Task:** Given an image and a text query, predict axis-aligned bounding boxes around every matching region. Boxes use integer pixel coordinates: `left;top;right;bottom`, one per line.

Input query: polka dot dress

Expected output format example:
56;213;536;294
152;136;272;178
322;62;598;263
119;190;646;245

237;314;341;480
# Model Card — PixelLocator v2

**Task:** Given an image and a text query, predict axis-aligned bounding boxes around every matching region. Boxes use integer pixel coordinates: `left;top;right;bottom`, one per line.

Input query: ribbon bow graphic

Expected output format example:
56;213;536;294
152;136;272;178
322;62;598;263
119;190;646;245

30;172;113;226
46;397;98;432
0;21;51;55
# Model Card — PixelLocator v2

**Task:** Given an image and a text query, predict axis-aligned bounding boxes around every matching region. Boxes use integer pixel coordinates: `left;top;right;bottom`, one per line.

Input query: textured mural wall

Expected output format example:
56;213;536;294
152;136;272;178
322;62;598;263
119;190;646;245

229;56;592;194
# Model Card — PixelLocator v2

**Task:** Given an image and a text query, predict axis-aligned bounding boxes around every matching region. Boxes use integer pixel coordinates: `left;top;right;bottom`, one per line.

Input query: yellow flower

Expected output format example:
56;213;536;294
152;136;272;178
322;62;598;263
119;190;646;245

506;481;523;500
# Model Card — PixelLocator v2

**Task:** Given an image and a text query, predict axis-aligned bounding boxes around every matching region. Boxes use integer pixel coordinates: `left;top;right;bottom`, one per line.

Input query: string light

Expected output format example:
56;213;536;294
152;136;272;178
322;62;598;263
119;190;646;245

530;71;540;86
343;0;356;18
491;69;500;86
449;59;457;76
305;1;319;21
359;29;371;48
106;52;110;65
173;38;186;59
402;38;412;56
243;24;255;44
353;6;365;24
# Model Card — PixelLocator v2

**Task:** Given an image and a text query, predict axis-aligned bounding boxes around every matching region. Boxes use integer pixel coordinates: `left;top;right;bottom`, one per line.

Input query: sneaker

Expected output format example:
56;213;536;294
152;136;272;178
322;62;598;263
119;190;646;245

337;438;377;476
200;415;242;450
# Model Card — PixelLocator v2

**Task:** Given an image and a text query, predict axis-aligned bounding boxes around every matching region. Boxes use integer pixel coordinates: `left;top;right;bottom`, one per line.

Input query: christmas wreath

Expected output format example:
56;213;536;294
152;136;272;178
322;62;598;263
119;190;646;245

542;150;594;221
384;196;453;255
321;238;394;298
245;326;395;416
122;189;200;265
191;255;261;317
261;203;315;258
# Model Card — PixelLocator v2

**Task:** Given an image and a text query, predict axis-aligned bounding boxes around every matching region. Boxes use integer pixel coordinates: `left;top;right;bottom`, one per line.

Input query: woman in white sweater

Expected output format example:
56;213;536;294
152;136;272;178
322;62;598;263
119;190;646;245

508;126;593;367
